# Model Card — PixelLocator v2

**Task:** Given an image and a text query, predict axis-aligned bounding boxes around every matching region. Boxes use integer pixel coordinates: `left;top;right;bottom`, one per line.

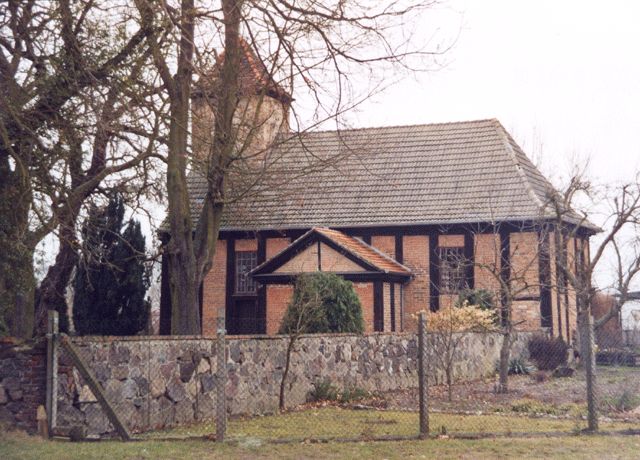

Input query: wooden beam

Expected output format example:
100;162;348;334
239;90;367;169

59;335;131;441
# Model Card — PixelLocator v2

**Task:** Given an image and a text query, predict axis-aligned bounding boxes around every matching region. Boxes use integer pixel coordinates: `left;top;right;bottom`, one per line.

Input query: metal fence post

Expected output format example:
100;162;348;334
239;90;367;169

216;311;227;442
418;311;429;439
584;313;598;432
45;310;59;435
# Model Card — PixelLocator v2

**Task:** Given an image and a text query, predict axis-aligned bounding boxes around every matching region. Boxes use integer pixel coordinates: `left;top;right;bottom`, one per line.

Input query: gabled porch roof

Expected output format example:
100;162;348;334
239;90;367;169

250;227;412;284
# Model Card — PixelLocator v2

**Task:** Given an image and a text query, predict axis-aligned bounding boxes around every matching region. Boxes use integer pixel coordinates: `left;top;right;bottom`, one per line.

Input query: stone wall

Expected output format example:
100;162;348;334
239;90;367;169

0;339;47;433
54;331;533;437
0;331;533;437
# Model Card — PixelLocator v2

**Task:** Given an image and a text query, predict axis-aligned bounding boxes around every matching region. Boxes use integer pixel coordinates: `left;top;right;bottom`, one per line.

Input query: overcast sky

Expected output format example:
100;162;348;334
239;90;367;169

345;0;640;186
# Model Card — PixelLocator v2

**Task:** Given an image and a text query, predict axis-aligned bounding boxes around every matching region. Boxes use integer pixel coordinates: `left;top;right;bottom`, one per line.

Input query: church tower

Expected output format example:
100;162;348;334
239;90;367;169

191;38;292;163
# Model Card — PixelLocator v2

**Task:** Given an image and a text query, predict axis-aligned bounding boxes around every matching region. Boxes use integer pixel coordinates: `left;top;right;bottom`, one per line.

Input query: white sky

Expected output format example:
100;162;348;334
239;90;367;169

346;0;640;185
40;1;640;293
340;0;640;290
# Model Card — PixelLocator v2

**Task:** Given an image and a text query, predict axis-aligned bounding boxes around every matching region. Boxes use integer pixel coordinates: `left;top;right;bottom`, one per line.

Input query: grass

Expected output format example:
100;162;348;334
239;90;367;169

3;428;640;460
140;407;636;441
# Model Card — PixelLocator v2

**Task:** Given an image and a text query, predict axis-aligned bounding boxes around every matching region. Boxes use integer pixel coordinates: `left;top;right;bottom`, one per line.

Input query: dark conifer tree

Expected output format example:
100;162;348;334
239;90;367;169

73;195;150;335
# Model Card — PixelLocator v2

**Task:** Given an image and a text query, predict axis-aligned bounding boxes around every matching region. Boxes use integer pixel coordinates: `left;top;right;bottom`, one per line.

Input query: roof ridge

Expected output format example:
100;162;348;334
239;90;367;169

302;118;500;135
492;120;546;212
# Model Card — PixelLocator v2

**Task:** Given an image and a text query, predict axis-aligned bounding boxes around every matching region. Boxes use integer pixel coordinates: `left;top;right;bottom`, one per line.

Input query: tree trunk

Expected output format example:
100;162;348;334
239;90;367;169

34;223;79;335
446;367;453;402
578;309;598;431
164;0;201;335
497;328;512;393
0;149;35;338
279;334;297;411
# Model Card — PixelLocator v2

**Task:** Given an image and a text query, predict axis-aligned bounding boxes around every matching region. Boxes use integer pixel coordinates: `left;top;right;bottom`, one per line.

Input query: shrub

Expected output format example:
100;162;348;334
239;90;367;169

456;288;495;311
308;378;338;402
279;273;365;334
527;335;569;370
507;357;535;375
596;349;637;366
340;386;370;403
426;302;497;334
425;303;497;401
601;389;640;413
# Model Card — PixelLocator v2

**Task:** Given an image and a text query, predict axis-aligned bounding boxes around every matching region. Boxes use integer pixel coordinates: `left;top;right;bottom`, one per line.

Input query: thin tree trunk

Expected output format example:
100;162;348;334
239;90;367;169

279;334;297;411
497;328;512;393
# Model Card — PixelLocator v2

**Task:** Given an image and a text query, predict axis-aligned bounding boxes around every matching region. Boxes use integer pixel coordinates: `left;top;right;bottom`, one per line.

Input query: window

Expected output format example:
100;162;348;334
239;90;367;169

235;251;258;294
438;247;468;294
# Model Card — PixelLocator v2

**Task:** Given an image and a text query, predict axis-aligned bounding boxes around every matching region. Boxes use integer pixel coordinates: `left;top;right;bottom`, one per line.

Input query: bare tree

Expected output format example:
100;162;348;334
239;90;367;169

135;0;444;334
0;1;160;337
548;171;640;430
276;274;328;411
424;302;496;401
470;225;545;393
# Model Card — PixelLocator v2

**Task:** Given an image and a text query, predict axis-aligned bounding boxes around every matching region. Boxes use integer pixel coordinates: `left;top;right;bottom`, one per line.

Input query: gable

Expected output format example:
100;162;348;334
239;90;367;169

275;242;366;274
251;228;411;284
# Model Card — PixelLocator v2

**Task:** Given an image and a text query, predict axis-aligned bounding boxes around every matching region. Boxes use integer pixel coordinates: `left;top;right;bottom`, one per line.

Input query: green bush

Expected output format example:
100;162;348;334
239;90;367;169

279;272;365;334
507;358;535;375
456;288;495;311
340;386;370;403
527;335;568;371
309;378;338;402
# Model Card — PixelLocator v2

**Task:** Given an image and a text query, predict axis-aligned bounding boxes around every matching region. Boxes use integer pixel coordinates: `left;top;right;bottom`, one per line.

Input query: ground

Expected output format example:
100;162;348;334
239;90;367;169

4;365;640;459
382;366;640;422
2;428;640;460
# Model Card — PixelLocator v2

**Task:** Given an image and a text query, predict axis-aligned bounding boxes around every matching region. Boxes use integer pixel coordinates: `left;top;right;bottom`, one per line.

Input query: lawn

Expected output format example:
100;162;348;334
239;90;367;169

3;428;640;460
139;407;637;441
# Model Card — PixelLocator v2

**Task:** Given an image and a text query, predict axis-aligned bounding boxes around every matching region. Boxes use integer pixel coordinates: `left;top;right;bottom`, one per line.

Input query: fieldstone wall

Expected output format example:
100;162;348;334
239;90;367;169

0;331;533;437
0;339;47;433
55;331;533;437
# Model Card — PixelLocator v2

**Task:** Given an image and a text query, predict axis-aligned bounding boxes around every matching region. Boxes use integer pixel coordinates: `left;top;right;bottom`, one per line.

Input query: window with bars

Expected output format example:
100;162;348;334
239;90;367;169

438;247;468;294
235;251;258;294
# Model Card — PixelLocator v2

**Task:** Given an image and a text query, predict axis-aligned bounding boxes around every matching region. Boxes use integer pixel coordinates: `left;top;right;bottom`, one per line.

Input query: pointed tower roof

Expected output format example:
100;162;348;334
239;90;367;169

194;38;292;104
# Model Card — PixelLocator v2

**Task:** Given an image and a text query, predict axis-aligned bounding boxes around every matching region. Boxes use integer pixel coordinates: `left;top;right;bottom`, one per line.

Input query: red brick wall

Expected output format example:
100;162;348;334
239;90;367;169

383;282;391;332
438;234;464;247
266;284;294;334
510;232;540;299
236;238;258;252
265;281;375;334
402;235;429;330
266;237;290;259
0;341;46;434
474;233;501;297
202;240;227;335
354;282;375;333
512;300;543;331
371;236;395;259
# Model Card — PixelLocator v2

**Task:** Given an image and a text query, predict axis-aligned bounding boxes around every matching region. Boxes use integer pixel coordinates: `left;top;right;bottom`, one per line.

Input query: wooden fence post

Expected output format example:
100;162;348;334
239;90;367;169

216;311;227;442
418;311;429;439
584;313;598;432
45;310;59;435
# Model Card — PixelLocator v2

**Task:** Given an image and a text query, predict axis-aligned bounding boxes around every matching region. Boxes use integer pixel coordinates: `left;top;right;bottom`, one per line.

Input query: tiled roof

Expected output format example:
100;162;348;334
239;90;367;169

194;38;292;104
183;119;596;232
314;228;411;275
250;227;412;277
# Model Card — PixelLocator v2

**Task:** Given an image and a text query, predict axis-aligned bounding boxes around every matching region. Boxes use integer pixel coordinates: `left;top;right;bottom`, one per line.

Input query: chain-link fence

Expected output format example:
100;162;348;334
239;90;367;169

44;310;640;443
